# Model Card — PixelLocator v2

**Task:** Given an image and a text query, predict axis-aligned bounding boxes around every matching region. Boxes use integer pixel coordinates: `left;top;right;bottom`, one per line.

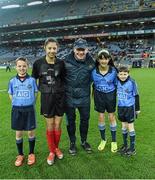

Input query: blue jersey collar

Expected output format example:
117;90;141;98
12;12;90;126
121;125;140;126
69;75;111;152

96;65;112;76
118;76;130;85
16;74;29;82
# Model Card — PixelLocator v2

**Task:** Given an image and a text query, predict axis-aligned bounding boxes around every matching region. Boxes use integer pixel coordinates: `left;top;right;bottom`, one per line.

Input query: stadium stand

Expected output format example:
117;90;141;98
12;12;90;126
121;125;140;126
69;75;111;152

0;0;155;68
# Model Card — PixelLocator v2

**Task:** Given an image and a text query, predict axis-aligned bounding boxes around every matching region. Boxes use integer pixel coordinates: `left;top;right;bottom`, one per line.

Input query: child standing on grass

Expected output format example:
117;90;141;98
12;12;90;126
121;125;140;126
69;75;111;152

8;57;38;167
117;66;140;156
32;38;65;165
91;49;118;153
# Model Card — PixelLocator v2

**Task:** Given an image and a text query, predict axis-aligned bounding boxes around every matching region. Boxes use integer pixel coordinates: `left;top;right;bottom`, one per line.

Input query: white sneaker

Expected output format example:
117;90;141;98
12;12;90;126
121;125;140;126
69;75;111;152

47;152;55;165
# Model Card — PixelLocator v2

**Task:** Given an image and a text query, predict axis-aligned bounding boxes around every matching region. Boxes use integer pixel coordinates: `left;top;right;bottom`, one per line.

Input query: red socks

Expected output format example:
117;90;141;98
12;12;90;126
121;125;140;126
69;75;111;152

54;129;62;148
46;130;55;153
46;129;62;152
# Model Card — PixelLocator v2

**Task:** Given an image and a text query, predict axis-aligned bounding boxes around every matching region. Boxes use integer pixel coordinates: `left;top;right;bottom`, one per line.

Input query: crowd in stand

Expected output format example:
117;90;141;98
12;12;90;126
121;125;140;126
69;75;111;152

0;39;154;68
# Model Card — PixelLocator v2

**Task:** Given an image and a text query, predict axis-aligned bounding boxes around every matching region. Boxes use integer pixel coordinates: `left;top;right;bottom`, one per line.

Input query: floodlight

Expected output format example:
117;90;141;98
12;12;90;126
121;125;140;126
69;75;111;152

1;4;20;9
27;1;43;6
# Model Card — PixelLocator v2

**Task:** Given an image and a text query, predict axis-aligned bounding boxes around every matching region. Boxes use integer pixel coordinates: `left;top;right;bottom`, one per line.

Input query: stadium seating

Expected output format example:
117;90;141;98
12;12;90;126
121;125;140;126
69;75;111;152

0;0;154;26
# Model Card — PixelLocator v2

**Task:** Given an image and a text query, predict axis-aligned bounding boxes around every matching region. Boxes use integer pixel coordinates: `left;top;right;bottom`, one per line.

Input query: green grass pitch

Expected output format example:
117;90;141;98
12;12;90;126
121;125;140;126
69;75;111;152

0;68;155;179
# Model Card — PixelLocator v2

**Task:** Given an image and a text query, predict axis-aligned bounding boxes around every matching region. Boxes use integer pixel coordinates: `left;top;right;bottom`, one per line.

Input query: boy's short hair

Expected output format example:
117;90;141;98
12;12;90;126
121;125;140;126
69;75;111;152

15;57;29;65
118;66;129;73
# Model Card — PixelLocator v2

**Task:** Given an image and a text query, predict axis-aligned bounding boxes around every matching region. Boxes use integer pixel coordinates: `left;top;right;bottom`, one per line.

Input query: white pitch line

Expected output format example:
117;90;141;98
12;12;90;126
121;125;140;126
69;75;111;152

0;89;7;92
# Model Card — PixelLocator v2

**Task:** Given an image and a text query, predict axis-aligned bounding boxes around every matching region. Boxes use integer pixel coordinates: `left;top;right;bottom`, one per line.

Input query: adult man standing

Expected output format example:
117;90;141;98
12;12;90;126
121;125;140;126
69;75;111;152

64;38;95;155
6;62;11;72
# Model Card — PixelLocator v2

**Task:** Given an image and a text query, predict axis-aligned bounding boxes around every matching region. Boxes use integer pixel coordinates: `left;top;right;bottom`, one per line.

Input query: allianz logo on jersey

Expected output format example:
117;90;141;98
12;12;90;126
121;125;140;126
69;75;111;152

15;90;30;98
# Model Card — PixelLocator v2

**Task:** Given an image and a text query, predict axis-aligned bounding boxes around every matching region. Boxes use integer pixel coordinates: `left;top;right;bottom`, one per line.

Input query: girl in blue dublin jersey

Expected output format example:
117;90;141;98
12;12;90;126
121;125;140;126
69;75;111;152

117;66;140;156
91;49;118;153
8;57;38;167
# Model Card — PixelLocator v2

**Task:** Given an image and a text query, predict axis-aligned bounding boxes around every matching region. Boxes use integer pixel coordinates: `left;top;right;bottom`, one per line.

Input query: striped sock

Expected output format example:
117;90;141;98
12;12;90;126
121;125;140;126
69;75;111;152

122;128;128;146
98;124;106;140
110;124;117;142
129;131;136;150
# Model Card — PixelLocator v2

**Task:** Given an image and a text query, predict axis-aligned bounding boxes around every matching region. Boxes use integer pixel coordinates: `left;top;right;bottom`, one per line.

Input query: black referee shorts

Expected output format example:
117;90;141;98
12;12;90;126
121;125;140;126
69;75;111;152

118;105;135;123
11;105;36;131
41;92;65;118
94;89;116;113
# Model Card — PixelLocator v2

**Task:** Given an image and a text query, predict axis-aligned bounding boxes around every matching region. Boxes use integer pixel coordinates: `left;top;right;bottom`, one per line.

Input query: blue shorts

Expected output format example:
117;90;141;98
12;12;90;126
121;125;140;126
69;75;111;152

94;89;116;113
11;105;36;131
118;105;135;123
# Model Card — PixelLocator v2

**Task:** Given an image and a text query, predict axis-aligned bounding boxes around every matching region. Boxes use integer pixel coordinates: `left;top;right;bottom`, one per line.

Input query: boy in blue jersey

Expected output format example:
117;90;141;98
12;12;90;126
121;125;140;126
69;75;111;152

117;66;140;156
92;49;118;153
8;57;38;166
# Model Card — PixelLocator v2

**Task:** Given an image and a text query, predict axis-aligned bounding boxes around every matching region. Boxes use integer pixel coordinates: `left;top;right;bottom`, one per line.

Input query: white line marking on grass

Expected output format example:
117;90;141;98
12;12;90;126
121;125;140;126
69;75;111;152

0;89;7;92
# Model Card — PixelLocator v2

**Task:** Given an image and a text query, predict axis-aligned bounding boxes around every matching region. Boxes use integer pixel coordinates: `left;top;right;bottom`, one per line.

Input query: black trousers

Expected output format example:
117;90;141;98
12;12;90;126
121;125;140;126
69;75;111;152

65;105;90;143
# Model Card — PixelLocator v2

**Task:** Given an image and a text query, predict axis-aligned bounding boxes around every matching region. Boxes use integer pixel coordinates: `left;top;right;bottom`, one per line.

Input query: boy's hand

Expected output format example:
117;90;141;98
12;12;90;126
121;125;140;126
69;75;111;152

136;111;140;114
135;111;140;119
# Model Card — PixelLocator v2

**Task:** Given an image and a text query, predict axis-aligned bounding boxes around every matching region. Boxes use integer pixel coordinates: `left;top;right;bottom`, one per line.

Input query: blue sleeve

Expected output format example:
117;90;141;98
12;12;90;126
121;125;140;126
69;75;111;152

33;78;38;92
113;68;118;86
115;77;118;86
8;80;13;95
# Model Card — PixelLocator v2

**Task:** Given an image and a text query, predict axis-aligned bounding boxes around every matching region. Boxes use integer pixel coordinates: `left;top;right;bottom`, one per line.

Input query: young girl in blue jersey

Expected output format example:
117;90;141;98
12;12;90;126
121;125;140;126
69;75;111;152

92;49;118;153
8;57;38;167
117;66;140;156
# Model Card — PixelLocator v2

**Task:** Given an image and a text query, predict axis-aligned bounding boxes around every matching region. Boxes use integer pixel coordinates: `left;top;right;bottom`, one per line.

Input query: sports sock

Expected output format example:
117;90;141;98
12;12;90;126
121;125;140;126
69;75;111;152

16;138;23;155
54;129;62;148
129;131;136;150
122;128;128;146
46;130;56;153
98;124;106;140
28;137;36;154
110;124;117;142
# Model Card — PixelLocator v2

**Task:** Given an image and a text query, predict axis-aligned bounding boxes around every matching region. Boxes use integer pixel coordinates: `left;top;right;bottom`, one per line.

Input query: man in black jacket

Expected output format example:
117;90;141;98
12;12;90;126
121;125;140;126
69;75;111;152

64;38;95;155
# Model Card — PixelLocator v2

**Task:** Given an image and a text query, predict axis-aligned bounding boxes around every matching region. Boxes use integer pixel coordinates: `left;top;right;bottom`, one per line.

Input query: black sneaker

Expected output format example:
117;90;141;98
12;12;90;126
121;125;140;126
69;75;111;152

81;141;92;153
69;142;77;155
125;148;136;157
118;145;128;155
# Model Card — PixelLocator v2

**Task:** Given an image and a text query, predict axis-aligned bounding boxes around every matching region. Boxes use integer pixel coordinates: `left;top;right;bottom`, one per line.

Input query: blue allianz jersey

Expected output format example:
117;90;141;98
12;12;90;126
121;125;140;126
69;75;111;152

8;74;38;106
91;66;117;93
117;77;139;107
